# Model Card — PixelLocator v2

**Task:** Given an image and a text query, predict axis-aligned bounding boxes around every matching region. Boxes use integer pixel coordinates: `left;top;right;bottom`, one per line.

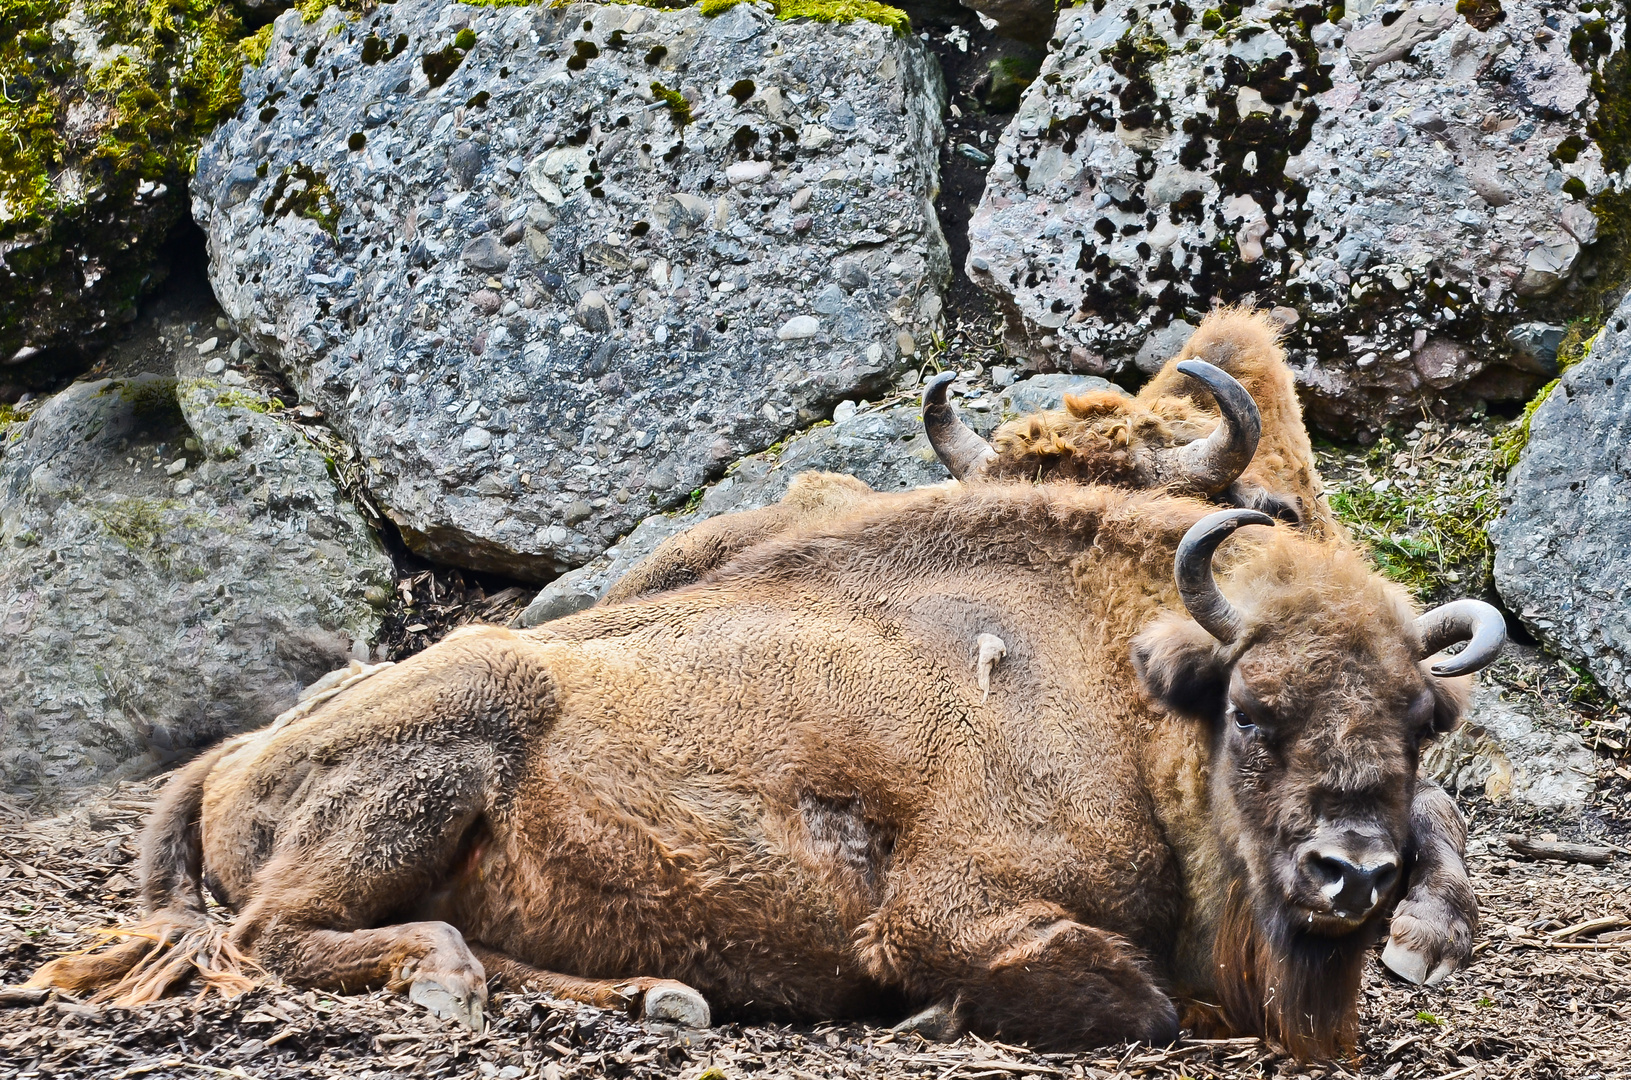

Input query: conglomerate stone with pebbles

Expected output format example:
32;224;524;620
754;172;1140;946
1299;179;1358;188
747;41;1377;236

968;0;1629;435
194;0;950;581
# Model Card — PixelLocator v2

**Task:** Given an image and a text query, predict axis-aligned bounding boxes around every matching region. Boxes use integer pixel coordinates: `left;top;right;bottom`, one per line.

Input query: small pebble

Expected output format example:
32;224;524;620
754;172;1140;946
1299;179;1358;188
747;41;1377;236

204;358;227;376
777;315;820;341
833;400;858;423
725;160;772;185
195;337;219;355
165;458;187;476
173;478;194;496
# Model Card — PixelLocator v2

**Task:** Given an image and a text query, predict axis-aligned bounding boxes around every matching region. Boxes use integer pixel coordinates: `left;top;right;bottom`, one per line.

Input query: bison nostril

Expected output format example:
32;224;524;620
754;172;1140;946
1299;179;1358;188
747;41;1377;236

1308;854;1398;917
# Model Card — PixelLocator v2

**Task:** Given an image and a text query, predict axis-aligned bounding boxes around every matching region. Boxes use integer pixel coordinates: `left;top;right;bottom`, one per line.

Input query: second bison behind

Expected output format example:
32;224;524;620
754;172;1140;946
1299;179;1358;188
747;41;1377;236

31;480;1503;1060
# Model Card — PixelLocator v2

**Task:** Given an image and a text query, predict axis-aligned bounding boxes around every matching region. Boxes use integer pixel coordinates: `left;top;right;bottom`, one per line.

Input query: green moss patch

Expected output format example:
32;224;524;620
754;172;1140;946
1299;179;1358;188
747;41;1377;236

0;0;250;232
0;0;259;361
650;80;693;126
1318;422;1499;601
262;163;342;236
699;0;909;34
214;389;286;414
1490;320;1601;472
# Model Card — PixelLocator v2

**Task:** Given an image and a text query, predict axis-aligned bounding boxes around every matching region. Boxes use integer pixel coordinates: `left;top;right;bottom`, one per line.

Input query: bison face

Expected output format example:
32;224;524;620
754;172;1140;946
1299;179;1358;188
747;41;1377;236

1132;510;1504;937
1213;645;1452;933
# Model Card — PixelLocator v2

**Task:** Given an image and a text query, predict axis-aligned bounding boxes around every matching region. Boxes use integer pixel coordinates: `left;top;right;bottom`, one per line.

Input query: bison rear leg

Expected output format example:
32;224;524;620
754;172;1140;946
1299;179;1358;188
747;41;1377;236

224;788;497;1029
469;946;710;1027
874;901;1178;1050
231;852;491;1030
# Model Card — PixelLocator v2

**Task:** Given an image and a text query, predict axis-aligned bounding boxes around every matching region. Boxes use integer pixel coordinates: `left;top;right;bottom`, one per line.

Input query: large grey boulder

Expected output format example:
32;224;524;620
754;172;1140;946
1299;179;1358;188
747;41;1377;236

967;1;1626;436
1422;676;1599;818
519;372;1117;623
193;0;949;582
1491;296;1631;707
0;370;393;800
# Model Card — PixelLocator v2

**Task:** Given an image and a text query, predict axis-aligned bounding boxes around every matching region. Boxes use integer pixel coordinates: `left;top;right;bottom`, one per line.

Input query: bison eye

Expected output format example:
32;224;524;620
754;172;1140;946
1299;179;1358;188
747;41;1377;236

1228;704;1257;733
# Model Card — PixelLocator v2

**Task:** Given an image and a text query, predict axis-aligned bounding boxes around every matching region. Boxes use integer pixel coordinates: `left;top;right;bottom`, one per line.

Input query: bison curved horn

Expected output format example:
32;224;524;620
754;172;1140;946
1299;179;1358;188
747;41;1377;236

1416;599;1507;677
1164;360;1263;495
923;371;997;481
1175;508;1275;643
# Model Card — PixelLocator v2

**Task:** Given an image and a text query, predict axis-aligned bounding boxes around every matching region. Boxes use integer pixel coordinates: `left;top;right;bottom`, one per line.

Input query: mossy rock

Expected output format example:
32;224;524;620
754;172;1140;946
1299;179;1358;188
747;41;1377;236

0;0;260;387
1;0;925;392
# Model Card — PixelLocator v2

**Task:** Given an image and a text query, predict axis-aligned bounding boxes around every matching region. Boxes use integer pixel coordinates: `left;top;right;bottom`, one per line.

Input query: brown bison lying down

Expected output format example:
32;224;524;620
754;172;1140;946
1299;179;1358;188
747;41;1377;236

28;482;1502;1059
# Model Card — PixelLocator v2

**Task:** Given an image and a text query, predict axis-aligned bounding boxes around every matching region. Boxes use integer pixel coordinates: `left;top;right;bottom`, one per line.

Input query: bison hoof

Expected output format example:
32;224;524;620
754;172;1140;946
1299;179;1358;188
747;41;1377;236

642;981;710;1028
1381;939;1457;988
410;975;487;1032
891;1003;961;1041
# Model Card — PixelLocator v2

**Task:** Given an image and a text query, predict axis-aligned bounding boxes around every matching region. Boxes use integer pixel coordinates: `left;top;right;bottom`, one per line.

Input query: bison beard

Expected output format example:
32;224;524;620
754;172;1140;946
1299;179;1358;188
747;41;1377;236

1207;881;1376;1059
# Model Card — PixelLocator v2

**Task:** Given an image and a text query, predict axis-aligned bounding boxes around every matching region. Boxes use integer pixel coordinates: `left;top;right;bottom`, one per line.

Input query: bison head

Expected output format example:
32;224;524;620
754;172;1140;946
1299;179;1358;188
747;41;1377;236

1130;508;1504;1056
922;361;1263;500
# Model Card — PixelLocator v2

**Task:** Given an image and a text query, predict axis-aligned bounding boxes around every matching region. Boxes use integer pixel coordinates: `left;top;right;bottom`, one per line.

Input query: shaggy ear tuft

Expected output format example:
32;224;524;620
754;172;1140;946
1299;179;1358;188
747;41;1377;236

1427;673;1472;734
1132;615;1231;721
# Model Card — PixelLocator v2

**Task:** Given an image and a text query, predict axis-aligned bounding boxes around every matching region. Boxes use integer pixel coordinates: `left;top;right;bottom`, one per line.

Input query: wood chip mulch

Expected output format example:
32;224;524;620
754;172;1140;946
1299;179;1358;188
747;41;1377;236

1;767;1627;1080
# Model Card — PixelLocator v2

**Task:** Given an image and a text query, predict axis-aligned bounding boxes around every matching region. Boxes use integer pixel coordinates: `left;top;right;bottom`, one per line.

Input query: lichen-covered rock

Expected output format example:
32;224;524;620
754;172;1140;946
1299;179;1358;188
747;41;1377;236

518;371;1115;623
0;368;392;800
1491;293;1631;707
1422;677;1600;818
0;0;252;388
192;0;949;581
967;1;1629;436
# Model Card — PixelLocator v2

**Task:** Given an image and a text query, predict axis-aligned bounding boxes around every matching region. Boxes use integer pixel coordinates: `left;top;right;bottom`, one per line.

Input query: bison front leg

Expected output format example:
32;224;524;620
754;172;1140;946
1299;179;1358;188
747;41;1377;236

874;901;1178;1050
1383;779;1476;987
468;946;710;1027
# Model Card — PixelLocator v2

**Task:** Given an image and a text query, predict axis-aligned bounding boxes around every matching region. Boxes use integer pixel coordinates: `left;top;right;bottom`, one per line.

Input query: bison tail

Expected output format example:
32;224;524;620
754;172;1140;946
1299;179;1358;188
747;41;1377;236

26;915;261;1005
25;744;262;1003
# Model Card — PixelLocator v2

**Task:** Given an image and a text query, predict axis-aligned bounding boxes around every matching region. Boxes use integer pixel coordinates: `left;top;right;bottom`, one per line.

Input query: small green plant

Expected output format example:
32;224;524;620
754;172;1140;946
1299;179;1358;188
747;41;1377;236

112;378;186;426
650;81;694;127
93;497;173;553
1415;1010;1444;1026
982;54;1042;112
1322;429;1498;600
215;390;285;414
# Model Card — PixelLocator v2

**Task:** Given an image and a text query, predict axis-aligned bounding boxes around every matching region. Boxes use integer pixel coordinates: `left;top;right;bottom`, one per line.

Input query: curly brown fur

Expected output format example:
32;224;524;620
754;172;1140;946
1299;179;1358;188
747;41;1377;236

601;472;876;606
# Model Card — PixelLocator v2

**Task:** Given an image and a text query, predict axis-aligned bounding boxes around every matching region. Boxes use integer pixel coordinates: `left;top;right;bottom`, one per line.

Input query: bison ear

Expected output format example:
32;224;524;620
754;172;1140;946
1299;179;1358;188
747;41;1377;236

1132;615;1231;722
1426;673;1472;734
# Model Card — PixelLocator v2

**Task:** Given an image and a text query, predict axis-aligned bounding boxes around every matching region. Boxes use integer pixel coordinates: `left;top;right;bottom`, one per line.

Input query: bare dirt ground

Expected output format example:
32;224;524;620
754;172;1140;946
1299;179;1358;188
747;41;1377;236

2;723;1626;1080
